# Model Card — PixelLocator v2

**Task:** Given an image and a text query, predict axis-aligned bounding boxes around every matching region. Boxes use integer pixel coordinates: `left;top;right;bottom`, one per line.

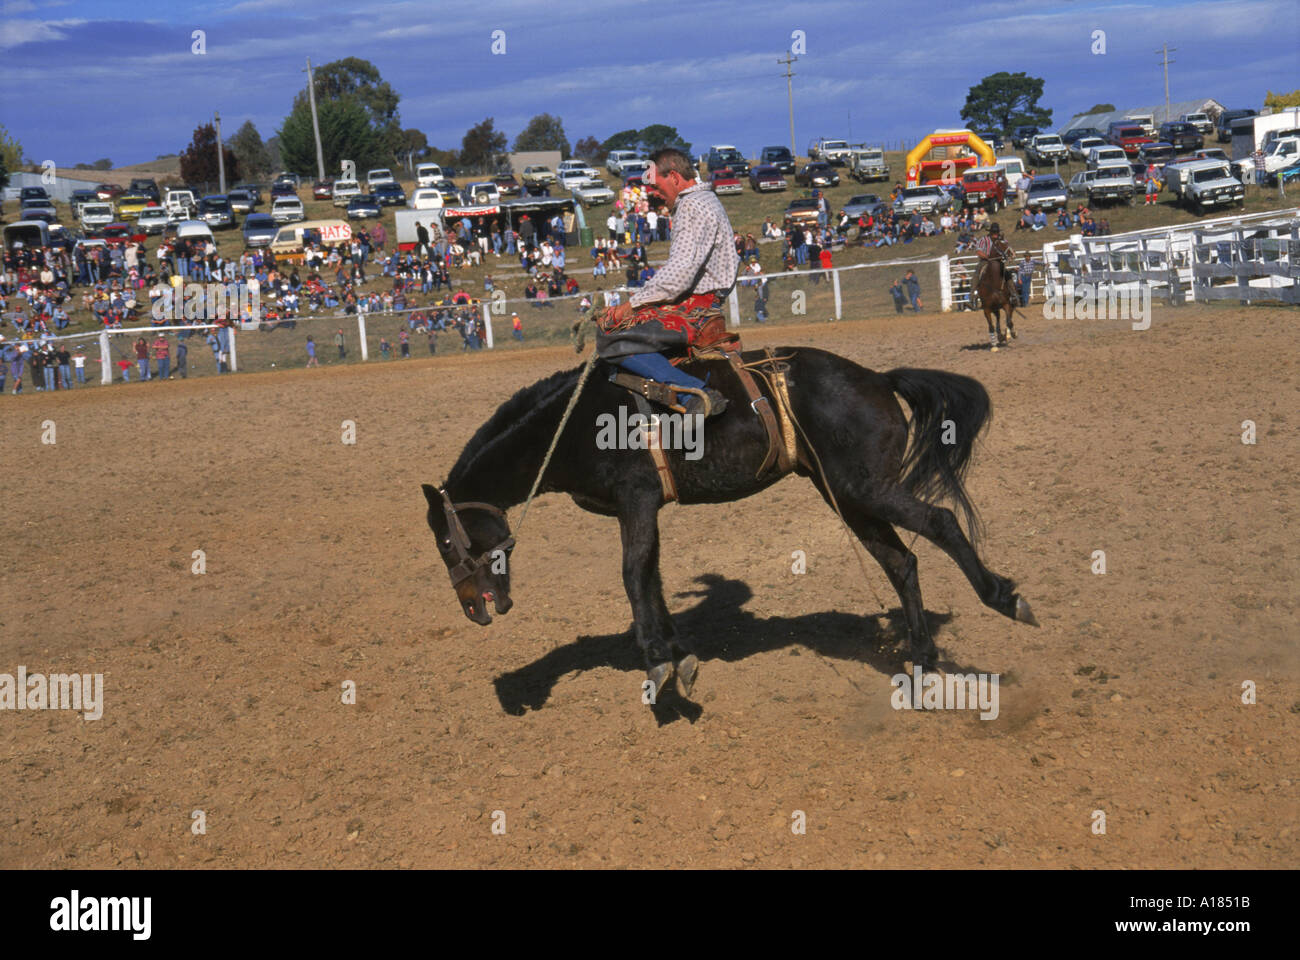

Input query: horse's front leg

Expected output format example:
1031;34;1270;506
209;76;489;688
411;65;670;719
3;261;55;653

618;494;677;701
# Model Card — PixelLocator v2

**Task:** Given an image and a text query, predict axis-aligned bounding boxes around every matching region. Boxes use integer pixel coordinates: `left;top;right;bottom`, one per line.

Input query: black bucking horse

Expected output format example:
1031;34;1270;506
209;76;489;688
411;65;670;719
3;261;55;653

423;347;1038;702
976;242;1018;352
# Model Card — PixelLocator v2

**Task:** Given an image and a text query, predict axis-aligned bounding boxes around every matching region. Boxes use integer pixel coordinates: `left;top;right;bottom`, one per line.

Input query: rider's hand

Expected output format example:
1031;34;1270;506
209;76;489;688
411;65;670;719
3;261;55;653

604;301;634;326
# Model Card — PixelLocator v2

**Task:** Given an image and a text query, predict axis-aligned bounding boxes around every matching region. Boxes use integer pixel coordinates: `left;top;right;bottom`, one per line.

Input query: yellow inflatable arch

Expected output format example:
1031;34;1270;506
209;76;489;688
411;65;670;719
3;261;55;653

904;130;996;186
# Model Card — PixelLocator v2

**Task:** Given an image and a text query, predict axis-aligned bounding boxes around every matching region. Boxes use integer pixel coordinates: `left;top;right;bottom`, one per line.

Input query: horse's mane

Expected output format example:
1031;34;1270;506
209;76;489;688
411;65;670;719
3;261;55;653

445;364;583;485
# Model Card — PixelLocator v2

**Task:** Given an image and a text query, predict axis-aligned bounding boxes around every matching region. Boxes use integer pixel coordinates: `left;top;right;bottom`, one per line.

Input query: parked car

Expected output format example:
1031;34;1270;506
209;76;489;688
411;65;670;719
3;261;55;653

1216;109;1257;142
1011;125;1040;148
573;180;615;207
365;168;396;191
795;162;839;187
759;145;796;175
784;197;821;225
196;195;234;229
136;206;170;235
961;167;1009;210
165;190;197;219
522;165;557;188
842;193;884;220
69;189;99;215
1180;112;1214;135
709;169;743;195
227;189;257;214
1139;142;1177;166
1192;147;1230;162
415;163;443;187
374;181;407;206
1026;174;1068;210
1070;136;1107;161
435;179;461;203
557;159;600;180
345;195;381;219
270;182;297;199
706;146;750;176
20;199;58;223
78;201;115;231
893;185;951;215
1087;145;1129;170
491;173;520;197
1068;169;1095;198
848;147;890;182
1107;123;1154;156
241;212;278;248
116;192;154;219
1025;134;1068;166
19;186;49;203
312;180;334;199
271;196;306;223
977;131;1006;151
619;161;650;181
95;183;124;200
233;182;263;206
407;188;444;211
1158;121;1202;152
556;168;593;191
1087;163;1136;204
994;156;1027;192
1182;162;1245;212
749;165;788;192
458;181;498;205
605;150;642;174
129;178;160;202
1061;126;1105;145
331;179;361;207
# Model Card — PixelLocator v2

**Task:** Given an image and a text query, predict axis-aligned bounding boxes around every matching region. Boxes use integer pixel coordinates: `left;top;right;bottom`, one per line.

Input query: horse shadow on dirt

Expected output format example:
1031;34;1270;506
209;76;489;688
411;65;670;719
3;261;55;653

493;573;963;726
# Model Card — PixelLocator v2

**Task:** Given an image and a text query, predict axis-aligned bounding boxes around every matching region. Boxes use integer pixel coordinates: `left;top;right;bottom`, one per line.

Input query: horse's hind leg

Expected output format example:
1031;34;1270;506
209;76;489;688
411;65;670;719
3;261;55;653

984;307;999;351
850;510;939;669
866;487;1037;628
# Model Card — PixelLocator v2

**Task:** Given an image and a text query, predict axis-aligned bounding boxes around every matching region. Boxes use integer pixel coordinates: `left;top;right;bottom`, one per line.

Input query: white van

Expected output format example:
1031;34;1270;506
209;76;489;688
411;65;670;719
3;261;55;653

1087;145;1128;169
1125;113;1156;137
993;156;1026;191
408;187;444;210
416;163;443;188
366;168;396;190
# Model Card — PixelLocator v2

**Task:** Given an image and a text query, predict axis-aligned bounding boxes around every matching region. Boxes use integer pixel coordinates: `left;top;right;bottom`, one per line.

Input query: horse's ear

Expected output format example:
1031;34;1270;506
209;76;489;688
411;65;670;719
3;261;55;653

421;483;440;508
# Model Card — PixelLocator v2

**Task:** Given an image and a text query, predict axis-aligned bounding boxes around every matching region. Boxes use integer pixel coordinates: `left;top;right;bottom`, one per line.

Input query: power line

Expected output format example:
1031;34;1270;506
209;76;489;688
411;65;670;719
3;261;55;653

778;53;797;155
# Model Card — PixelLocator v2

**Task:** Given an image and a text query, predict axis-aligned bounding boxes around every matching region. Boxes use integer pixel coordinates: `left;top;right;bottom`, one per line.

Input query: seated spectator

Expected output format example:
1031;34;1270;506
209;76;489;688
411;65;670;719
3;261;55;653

1032;209;1047;231
1055;209;1071;230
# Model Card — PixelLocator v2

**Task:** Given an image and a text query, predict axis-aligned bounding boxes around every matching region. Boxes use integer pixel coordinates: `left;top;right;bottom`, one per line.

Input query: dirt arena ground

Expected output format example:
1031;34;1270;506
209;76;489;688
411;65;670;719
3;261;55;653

1;301;1295;869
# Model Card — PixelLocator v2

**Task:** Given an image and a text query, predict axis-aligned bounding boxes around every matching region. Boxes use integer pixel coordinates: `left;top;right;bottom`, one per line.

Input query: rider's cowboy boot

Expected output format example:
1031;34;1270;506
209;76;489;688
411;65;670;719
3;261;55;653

684;387;728;418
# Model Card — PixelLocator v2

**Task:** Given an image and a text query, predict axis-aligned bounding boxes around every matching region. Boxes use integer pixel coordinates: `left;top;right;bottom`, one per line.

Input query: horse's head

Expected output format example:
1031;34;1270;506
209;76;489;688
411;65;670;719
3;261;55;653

422;483;514;626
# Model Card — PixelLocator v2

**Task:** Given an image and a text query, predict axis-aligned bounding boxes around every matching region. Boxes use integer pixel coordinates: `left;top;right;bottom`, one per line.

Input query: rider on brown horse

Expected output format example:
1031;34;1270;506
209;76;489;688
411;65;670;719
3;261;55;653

973;223;1019;308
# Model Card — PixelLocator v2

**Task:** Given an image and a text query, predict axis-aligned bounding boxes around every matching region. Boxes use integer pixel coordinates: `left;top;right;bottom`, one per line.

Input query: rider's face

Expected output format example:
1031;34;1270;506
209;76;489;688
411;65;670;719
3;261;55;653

645;163;687;210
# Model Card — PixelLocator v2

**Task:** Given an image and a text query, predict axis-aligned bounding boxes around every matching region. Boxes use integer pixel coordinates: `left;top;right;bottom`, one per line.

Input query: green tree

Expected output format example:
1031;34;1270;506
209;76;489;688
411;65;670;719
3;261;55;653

278;97;383;177
460;117;507;170
513;113;570;156
228;120;270;178
1084;103;1116;115
295;57;403;159
1264;89;1300;110
637;124;691;154
960;72;1053;134
601;129;640;153
179;123;240;185
573;135;604;162
396;127;429;163
0;125;23;177
0;150;8;190
91;158;113;170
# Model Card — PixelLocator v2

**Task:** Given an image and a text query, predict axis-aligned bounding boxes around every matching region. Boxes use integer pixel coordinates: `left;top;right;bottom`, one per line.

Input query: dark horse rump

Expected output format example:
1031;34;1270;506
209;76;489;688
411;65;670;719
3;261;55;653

424;346;1037;702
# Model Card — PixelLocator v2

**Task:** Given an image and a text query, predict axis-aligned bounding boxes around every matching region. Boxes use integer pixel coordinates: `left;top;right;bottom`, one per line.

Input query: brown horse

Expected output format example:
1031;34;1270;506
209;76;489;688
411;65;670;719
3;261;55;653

975;244;1018;352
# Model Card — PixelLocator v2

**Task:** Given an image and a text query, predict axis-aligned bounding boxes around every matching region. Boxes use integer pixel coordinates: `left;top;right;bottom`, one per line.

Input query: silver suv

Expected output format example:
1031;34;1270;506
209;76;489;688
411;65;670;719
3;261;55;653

893;185;952;216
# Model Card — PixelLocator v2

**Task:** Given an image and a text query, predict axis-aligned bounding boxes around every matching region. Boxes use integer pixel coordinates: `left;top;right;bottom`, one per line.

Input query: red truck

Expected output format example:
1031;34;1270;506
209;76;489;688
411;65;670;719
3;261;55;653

961;167;1008;211
1108;123;1155;157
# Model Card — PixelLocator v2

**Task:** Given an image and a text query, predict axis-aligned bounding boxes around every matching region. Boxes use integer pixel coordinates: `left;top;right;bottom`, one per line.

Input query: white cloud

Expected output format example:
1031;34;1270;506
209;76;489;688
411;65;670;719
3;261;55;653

0;17;84;50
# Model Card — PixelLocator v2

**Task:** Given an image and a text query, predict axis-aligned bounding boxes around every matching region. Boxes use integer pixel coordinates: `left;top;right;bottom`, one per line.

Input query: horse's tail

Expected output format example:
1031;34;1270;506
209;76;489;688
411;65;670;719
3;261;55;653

885;367;991;544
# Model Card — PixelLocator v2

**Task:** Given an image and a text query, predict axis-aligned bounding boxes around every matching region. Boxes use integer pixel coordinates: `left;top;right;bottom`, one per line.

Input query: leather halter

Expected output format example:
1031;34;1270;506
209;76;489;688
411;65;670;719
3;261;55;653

436;487;514;589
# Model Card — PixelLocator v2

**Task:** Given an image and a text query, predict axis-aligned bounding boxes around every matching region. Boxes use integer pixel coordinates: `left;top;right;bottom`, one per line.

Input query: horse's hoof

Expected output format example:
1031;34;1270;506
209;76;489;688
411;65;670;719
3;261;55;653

675;654;701;698
1009;328;1018;340
1014;596;1040;627
990;345;999;353
646;662;673;703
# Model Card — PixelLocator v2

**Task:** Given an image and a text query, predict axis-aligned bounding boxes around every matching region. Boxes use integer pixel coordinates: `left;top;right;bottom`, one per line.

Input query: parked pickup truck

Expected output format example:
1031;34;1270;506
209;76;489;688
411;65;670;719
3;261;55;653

1086;163;1136;204
808;138;852;163
1108;124;1155;156
1025;134;1068;166
165;189;197;219
1182;162;1245;212
849;147;890;182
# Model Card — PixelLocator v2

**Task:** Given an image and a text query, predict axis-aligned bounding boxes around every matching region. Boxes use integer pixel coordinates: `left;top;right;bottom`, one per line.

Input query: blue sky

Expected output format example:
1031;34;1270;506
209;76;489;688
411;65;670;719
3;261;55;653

2;0;1296;167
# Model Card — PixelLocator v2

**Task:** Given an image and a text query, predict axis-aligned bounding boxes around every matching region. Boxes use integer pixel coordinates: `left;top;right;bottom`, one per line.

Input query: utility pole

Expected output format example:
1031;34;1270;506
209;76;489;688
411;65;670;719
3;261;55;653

1155;43;1176;123
214;111;226;194
304;57;326;180
778;53;798;155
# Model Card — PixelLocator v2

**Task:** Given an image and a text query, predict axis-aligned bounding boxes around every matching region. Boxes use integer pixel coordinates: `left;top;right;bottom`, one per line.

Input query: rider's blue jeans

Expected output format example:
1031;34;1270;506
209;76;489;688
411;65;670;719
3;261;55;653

616;352;705;405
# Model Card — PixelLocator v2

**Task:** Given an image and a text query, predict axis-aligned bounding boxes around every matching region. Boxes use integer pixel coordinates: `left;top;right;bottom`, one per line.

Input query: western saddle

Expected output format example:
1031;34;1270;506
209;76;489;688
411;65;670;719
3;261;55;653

607;315;803;502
